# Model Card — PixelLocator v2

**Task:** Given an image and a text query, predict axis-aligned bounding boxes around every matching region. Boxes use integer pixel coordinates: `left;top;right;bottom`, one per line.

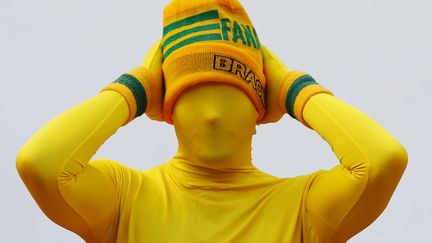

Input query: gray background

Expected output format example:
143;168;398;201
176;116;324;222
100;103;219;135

1;0;430;242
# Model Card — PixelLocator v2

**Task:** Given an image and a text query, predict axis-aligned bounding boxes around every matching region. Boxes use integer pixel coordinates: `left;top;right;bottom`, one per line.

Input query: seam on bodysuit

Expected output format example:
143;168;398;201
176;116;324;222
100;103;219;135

306;95;372;235
56;96;126;241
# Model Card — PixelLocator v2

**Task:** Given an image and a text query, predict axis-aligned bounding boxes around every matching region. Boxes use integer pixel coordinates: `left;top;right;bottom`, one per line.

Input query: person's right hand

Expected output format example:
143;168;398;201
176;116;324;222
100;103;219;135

139;39;164;121
101;40;165;124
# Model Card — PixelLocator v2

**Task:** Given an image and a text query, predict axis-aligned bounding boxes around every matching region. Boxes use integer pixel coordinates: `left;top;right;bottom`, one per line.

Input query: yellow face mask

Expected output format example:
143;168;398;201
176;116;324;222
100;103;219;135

172;83;258;169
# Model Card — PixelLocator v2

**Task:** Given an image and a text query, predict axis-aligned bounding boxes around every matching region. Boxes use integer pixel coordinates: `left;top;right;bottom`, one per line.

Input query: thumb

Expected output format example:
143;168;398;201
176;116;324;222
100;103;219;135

262;45;289;81
143;39;163;81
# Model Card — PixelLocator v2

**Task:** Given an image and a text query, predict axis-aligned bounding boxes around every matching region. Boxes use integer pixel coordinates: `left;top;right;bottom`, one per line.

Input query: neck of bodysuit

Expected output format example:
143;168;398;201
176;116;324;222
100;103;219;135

173;137;254;171
169;139;257;187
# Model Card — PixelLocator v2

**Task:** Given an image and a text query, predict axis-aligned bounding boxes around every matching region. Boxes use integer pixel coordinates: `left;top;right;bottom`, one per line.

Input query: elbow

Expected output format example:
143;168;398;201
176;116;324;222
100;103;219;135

16;146;49;184
388;142;408;176
16;147;38;181
376;140;408;180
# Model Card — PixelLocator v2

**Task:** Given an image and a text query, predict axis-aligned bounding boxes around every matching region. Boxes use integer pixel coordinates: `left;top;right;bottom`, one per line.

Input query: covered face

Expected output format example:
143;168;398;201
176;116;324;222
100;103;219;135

161;0;266;124
172;83;258;165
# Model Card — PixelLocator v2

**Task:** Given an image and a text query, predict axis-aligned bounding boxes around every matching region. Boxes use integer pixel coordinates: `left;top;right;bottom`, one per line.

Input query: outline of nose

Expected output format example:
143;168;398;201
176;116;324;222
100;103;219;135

205;112;222;124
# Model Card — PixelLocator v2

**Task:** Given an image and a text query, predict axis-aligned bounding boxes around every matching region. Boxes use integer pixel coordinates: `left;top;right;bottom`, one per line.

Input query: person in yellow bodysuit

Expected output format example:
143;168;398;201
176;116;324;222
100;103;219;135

16;0;408;242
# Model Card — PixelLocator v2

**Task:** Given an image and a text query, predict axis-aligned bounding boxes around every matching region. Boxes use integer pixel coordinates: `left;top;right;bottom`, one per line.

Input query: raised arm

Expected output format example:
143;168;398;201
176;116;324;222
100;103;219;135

16;91;129;241
303;93;407;242
261;46;408;242
16;41;164;241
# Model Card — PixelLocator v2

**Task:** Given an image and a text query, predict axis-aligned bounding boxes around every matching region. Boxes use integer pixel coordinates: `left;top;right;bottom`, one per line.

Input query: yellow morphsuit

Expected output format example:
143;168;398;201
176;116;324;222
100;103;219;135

17;2;406;241
17;82;407;242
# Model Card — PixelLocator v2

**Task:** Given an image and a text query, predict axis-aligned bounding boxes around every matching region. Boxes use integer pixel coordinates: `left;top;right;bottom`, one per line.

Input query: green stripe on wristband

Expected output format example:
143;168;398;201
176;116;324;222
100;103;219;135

285;74;318;119
114;74;147;118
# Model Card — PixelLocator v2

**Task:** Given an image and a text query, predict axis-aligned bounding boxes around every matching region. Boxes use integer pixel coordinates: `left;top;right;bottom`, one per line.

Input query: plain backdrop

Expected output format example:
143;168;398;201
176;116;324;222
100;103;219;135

1;0;430;242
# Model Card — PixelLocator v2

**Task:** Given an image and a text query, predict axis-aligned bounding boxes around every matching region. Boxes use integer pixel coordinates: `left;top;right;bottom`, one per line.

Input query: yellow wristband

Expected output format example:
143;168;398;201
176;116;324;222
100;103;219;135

101;73;148;125
281;74;333;128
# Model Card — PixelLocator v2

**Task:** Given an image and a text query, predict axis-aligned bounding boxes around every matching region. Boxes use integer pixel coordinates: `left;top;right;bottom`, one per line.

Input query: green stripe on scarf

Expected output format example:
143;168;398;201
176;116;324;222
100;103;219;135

115;74;147;118
163;33;222;59
286;75;318;119
163;23;221;50
163;10;219;36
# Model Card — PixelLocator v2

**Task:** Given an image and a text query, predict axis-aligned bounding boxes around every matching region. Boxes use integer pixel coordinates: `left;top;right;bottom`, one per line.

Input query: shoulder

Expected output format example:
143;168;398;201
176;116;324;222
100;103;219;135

89;158;144;187
269;170;327;201
89;158;137;174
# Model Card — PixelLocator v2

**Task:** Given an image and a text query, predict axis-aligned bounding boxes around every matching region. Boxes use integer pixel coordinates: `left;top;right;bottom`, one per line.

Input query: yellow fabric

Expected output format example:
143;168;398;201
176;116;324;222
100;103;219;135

303;94;407;242
261;45;333;126
141;40;164;121
101;66;154;125
261;45;304;123
17;88;407;242
101;40;164;124
278;70;309;112
128;66;157;118
101;82;137;124
162;0;266;123
172;84;258;170
292;84;333;128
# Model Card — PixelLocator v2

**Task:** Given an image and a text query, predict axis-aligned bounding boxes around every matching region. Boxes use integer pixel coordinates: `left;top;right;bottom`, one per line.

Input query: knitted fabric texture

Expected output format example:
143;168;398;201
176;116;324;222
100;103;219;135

162;0;266;123
101;67;154;125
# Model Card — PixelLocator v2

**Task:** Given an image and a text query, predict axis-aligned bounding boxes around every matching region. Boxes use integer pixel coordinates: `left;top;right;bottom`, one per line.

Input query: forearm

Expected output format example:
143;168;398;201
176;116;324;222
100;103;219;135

16;90;129;239
303;93;407;241
17;91;128;179
304;93;407;177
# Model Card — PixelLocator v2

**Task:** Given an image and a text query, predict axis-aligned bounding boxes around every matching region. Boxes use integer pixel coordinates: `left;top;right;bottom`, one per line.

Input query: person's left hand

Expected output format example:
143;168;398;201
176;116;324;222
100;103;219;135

260;45;295;124
259;45;333;127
